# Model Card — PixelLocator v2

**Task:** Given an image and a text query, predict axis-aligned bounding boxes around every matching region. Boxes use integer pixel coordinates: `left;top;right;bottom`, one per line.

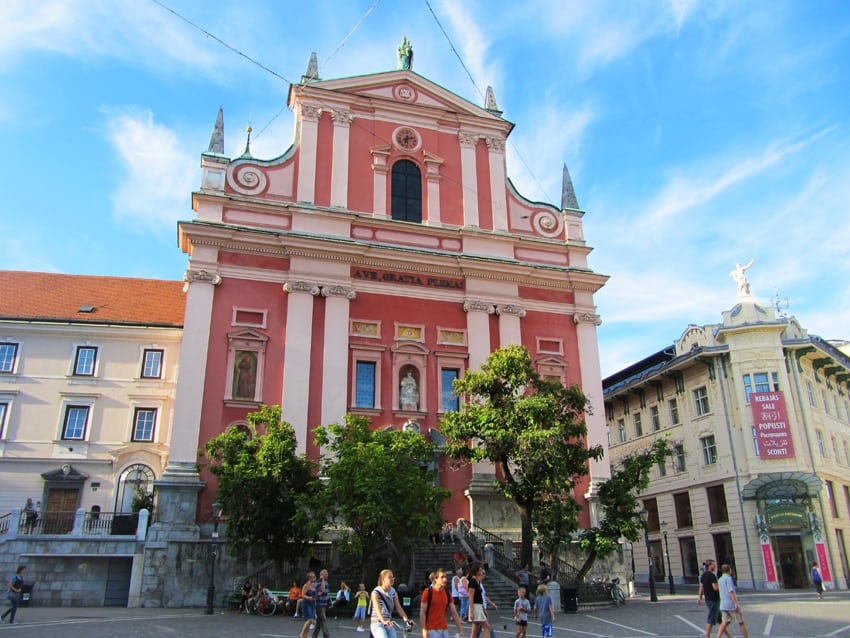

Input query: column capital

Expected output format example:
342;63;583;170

463;299;495;314
321;284;357;300
458;130;479;147
574;311;603;326
300;104;323;121
483;136;506;152
330;109;353;127
182;269;222;291
284;281;322;296
495;304;526;318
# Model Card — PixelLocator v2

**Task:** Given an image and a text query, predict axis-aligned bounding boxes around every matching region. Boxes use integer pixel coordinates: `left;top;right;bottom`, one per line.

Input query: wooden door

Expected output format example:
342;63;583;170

44;488;79;533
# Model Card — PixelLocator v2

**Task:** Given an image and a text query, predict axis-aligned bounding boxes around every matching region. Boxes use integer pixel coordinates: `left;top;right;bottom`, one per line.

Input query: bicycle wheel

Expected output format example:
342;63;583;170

614;586;625;606
259;599;277;616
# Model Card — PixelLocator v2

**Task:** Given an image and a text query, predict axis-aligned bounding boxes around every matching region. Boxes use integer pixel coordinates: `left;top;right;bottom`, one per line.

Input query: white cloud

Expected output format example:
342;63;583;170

105;108;196;232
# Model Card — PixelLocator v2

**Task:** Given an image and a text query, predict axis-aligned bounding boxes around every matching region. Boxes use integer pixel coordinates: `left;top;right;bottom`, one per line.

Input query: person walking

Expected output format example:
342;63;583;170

299;572;318;638
371;569;414;638
1;565;25;624
717;565;749;638
420;568;464;638
313;569;332;638
515;565;531;597
698;559;728;638
513;586;531;638
811;563;824;599
467;565;496;638
457;569;470;621
532;584;555;638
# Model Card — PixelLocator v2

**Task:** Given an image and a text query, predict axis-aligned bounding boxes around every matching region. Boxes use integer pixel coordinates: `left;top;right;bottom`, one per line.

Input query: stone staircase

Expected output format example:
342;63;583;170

412;542;519;611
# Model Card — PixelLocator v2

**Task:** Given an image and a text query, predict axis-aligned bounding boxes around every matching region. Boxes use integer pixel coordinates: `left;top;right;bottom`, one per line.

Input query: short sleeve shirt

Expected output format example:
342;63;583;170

718;574;736;611
422;586;452;630
700;570;719;602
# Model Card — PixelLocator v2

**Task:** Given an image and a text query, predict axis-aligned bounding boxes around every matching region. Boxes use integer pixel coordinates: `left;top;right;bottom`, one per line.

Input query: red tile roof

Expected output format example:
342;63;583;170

0;271;185;328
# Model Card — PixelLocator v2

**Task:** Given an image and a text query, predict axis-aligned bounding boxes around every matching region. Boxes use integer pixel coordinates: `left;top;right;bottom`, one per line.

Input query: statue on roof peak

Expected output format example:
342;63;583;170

731;258;756;298
398;36;413;70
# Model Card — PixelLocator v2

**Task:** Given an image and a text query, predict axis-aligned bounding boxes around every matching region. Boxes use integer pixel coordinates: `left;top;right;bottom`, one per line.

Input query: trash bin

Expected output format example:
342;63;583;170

20;584;33;607
561;586;578;614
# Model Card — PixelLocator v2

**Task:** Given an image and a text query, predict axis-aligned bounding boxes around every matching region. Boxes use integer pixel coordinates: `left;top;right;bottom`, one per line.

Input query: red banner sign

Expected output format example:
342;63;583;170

761;543;777;582
816;543;832;582
751;392;795;459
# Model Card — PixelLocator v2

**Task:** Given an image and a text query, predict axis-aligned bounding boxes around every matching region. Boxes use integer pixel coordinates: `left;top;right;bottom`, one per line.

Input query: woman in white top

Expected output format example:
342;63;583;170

370;569;414;638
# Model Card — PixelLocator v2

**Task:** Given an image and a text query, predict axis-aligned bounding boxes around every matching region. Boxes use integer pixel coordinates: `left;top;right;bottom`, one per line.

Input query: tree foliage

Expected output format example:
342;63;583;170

314;414;449;580
570;438;671;582
440;344;604;567
202;404;320;581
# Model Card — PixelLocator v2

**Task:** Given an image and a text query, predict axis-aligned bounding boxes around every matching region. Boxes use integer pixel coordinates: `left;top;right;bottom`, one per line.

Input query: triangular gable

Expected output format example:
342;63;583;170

296;70;511;126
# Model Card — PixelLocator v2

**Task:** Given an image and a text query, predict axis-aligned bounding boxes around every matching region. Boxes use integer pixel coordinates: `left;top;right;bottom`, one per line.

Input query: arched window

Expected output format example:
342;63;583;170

115;463;155;513
391;160;422;223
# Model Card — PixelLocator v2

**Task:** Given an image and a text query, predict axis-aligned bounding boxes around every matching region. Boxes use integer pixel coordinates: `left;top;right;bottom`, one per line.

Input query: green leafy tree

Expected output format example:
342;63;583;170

314;414;449;580
441;344;604;567
202;404;320;584
569;439;670;582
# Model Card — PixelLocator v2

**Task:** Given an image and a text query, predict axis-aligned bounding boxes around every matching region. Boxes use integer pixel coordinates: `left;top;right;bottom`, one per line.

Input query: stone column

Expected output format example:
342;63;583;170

484;136;508;231
152;267;220;539
330;109;353;208
296;103;322;203
320;285;356;429
282;280;321;453
573;307;610;526
495;303;525;346
458;130;479;227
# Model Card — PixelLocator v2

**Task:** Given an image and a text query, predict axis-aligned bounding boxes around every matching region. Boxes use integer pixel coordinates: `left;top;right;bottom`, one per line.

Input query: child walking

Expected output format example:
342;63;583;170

533;584;555;638
513;586;532;638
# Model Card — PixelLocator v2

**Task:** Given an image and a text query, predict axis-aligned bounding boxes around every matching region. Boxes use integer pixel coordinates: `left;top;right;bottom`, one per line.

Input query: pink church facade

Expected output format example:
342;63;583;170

166;58;610;532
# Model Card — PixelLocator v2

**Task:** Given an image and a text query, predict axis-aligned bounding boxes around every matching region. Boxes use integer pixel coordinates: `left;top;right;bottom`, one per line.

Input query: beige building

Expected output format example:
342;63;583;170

603;272;850;591
0;272;184;533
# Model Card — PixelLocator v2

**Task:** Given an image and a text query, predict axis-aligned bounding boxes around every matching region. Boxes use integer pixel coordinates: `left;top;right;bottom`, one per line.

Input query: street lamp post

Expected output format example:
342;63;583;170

663;531;675;594
206;501;223;615
639;509;658;602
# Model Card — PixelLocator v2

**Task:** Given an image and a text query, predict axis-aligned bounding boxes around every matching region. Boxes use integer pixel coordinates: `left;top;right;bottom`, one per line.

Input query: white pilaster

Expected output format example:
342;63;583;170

464;299;495;479
330;110;352;208
371;147;390;218
484;136;508;231
459;131;479;227
296;104;322;203
282;281;320;452
496;304;525;346
320;285;356;427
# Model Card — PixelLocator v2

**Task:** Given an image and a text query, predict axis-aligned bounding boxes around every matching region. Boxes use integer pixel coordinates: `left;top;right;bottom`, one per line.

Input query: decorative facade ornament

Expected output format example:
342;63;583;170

463;300;495;314
530;210;563;238
573;312;603;326
321;284;357;300
330;109;353;127
457;131;478;147
483;136;506;152
300;104;323;121
283;281;321;296
228;164;268;195
495;304;527;318
183;269;222;291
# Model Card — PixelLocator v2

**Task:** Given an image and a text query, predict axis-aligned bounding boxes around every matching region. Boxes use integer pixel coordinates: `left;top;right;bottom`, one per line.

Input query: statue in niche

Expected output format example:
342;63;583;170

400;370;419;410
730;258;755;298
397;36;413;70
233;351;257;399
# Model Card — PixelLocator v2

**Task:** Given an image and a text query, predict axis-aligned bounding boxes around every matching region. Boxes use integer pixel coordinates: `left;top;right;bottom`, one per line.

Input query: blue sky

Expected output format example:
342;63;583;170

1;0;848;378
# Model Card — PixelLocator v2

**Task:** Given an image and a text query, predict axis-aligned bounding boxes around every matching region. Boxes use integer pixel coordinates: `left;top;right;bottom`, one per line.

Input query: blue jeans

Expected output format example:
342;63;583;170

705;599;720;625
371;622;398;638
459;595;469;619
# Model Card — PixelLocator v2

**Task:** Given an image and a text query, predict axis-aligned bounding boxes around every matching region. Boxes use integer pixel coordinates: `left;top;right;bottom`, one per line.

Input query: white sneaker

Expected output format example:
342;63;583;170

357;628;365;632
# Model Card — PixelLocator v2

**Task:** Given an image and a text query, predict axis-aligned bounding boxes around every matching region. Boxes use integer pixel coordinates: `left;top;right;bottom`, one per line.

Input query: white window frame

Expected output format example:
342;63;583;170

131;407;158;442
350;344;384;410
700;435;718;465
436;352;467;414
617;419;626;443
693;386;710;416
72;345;99;377
668;398;680;424
61;404;91;440
0;342;20;374
140;348;164;380
633;412;643;437
0;400;9;438
816;430;826;457
650;405;661;431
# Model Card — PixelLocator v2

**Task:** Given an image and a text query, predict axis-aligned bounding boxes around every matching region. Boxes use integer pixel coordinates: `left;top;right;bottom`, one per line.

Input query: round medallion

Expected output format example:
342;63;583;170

394;127;420;152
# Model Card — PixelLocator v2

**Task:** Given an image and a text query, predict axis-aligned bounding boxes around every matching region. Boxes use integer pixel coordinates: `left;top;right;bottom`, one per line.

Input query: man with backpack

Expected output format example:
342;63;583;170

420;568;465;638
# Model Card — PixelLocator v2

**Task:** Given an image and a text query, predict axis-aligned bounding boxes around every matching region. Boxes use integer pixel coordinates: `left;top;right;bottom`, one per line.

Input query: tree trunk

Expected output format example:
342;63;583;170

518;502;534;568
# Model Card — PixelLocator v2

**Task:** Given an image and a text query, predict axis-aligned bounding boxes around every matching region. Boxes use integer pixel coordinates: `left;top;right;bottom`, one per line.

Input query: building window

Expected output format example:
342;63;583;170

354;361;377;408
823;391;832;416
844;485;850;518
833;436;841;464
633;412;643;437
650;405;661;431
391;160;422;223
752;427;760;456
643;498;660;532
617;419;626;443
0;343;19;373
132;408;157;442
674;444;686;472
816;430;826;457
141;349;164;379
0;401;8;437
440;368;460;412
807;380;817;407
845;440;850;466
674;491;693;528
826;481;838;518
657;459;667;477
701;435;718;465
706;485;728;523
668;398;680;424
62;405;90;440
116;463;154;513
693;386;710;416
743;372;776;401
73;346;98;376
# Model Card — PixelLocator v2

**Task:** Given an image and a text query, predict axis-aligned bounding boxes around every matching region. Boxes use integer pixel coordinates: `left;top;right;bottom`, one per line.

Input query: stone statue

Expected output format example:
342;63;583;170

400;371;419;410
397;36;413;71
730;258;755;298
